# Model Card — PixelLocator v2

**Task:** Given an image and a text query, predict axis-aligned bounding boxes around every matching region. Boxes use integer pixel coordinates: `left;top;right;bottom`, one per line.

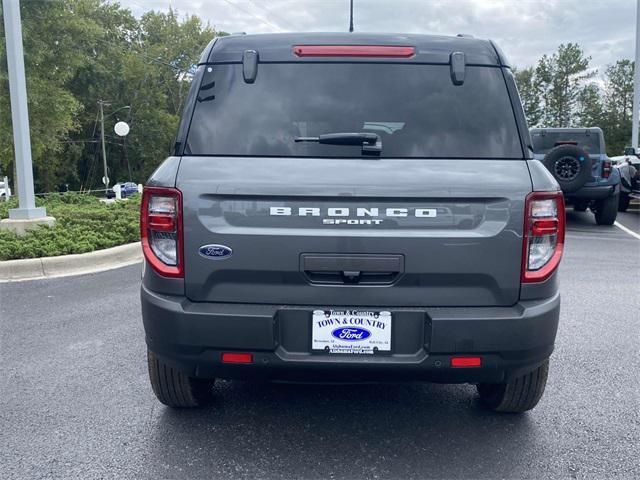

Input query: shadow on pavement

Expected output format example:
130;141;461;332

145;381;539;479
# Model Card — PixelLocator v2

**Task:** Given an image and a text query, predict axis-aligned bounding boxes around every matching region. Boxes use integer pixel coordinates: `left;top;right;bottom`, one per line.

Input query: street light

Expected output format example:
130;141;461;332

632;0;640;150
98;102;130;194
0;0;54;234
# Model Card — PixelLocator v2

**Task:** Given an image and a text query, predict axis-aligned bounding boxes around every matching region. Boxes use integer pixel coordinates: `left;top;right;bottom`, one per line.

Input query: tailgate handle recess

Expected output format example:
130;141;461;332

301;254;404;285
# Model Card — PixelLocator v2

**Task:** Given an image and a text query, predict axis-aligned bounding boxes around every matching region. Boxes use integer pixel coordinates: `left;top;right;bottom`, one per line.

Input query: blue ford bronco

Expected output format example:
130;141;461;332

530;127;620;225
140;33;564;413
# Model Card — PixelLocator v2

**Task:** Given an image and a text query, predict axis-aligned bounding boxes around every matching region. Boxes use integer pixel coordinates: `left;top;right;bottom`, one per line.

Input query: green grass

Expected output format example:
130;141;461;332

0;193;140;260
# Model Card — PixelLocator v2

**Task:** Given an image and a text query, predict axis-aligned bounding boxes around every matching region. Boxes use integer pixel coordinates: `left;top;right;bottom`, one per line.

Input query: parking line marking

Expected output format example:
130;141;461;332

614;221;640;240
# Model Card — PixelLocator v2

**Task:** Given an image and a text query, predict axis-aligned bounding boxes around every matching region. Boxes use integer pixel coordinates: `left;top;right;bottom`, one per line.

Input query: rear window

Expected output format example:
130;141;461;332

531;131;601;155
185;63;522;158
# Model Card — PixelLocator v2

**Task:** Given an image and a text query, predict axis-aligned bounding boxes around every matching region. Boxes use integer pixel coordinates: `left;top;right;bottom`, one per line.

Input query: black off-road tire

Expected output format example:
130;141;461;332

543;145;592;193
618;193;631;212
477;360;549;413
594;193;619;225
147;349;215;408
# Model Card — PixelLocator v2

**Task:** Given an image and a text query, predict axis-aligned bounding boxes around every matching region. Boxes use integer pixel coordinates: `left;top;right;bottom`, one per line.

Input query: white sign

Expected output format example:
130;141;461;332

312;310;392;354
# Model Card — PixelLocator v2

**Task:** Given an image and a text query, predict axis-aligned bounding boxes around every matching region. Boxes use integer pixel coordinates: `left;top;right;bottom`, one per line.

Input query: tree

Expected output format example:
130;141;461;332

536;43;595;127
576;83;604;128
514;67;543;127
600;60;634;155
0;1;98;191
515;43;596;130
0;1;224;192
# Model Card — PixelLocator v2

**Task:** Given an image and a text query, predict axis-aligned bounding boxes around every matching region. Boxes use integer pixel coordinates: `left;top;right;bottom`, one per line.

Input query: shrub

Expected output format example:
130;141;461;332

0;193;140;260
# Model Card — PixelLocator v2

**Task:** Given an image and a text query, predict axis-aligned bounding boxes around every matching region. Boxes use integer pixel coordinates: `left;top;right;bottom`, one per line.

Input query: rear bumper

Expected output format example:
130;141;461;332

141;286;560;384
568;184;617;200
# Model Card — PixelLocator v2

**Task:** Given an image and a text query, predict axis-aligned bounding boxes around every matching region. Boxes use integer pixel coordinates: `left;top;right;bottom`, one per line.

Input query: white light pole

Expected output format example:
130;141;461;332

1;0;47;221
98;103;130;195
632;0;640;150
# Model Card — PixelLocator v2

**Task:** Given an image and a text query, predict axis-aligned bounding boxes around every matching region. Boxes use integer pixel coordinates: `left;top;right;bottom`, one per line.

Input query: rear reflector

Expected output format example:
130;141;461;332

293;45;415;58
451;357;482;368
221;352;253;364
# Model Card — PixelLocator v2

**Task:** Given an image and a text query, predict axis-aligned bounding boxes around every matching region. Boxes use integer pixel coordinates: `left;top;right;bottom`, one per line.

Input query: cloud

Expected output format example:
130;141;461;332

125;0;636;71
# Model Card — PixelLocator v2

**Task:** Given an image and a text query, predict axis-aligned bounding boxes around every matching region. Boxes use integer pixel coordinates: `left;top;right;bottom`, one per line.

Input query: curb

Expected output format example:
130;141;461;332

0;242;142;283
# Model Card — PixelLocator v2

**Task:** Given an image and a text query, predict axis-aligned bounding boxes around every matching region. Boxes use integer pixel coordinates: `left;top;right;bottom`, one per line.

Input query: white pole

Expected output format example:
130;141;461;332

632;0;640;150
99;100;110;193
2;0;46;219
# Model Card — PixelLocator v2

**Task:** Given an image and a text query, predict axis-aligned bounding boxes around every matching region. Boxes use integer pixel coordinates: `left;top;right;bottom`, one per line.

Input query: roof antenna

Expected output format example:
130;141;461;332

349;0;354;32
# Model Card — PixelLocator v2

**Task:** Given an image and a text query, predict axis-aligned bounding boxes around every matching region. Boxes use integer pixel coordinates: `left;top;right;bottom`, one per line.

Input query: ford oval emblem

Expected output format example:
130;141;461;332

331;327;371;341
198;244;232;260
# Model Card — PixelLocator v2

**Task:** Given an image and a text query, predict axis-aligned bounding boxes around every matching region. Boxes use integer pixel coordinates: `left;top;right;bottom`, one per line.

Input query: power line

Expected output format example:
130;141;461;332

246;0;298;31
220;0;285;32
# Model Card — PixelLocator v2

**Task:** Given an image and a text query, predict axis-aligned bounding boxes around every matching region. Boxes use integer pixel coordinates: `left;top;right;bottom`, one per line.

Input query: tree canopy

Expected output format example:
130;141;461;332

0;0;224;192
514;44;635;156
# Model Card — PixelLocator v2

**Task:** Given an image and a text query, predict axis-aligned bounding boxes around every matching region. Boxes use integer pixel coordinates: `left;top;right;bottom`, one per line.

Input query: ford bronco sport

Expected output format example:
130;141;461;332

140;33;563;413
530;127;620;225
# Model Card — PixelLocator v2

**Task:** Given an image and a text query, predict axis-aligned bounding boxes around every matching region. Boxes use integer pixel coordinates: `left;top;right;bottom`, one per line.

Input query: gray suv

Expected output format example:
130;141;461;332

140;33;564;413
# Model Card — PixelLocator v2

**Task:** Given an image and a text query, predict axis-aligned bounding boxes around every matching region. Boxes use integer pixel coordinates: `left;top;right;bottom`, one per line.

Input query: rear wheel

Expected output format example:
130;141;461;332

618;193;631;212
477;360;549;413
147;349;215;408
543;145;592;193
594;193;619;225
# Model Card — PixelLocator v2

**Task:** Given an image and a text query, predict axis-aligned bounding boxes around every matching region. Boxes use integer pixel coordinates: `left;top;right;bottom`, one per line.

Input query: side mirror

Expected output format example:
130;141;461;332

624;147;636;156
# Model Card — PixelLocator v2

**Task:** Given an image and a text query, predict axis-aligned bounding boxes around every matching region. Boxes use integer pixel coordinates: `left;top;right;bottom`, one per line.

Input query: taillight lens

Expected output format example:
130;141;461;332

522;191;565;283
602;160;612;179
140;187;183;278
293;45;415;58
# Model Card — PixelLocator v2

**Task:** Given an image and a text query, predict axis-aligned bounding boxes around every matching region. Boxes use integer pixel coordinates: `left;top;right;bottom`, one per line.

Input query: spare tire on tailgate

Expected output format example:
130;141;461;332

543;144;592;193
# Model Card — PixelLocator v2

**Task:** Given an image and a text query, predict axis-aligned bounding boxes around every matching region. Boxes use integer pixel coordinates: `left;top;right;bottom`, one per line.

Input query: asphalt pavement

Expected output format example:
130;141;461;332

1;210;639;480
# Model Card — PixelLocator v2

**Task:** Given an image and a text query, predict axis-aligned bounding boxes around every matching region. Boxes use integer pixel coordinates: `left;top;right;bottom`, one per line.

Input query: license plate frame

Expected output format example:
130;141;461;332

311;309;392;355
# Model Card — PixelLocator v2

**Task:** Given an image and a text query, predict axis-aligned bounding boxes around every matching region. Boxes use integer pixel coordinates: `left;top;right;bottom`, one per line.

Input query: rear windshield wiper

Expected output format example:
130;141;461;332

295;132;381;155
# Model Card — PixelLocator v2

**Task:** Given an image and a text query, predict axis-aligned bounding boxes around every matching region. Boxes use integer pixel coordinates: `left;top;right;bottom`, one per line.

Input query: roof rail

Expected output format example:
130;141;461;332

456;34;474;38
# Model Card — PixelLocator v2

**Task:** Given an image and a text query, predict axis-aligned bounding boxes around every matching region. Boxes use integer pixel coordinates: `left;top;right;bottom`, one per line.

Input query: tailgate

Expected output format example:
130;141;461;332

179;157;531;307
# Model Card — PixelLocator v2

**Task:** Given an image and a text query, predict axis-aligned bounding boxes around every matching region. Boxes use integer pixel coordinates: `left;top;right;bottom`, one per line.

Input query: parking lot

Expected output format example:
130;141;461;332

1;209;639;480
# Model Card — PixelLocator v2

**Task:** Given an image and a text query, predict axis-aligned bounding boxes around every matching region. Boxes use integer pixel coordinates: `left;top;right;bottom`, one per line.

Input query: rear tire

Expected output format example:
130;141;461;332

147;349;215;408
542;145;592;193
477;360;549;413
594;193;619;225
618;193;631;212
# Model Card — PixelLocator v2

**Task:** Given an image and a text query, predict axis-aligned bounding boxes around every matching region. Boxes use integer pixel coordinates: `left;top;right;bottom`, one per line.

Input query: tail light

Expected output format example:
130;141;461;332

602;160;612;179
293;45;415;58
140;186;183;278
522;191;565;283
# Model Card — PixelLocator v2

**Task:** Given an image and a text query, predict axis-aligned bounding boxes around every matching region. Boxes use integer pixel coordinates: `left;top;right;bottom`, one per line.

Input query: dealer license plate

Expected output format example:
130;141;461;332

311;310;392;354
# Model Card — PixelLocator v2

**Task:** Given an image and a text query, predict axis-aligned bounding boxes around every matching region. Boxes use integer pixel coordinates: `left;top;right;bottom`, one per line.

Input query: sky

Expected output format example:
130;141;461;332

125;0;636;72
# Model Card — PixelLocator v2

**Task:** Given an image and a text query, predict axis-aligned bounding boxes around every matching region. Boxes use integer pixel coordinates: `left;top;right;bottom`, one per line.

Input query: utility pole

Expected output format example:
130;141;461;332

632;0;640;149
98;100;109;192
1;0;48;222
349;0;354;32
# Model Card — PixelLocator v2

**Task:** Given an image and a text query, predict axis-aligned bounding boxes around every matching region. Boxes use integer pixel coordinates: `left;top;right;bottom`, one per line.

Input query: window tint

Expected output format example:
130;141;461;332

531;131;601;155
186;63;522;158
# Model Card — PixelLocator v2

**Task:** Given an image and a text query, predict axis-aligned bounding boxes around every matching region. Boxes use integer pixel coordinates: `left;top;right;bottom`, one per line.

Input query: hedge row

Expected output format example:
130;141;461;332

0;193;140;260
